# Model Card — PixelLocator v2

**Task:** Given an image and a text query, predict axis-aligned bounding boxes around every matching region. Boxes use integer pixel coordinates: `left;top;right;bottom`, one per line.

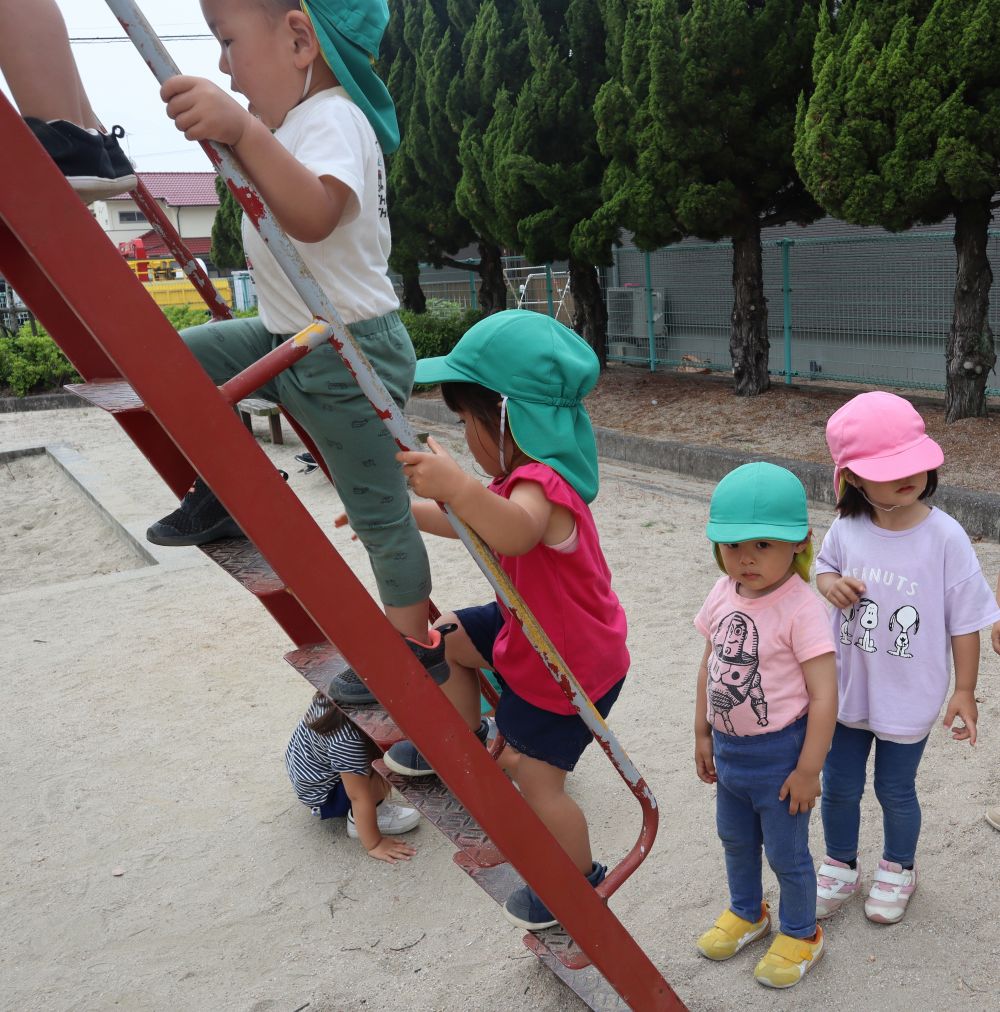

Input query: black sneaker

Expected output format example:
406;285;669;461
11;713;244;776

294;450;319;475
146;470;288;547
326;624;455;704
101;125;137;187
383;717;490;777
146;477;242;546
24;117;136;201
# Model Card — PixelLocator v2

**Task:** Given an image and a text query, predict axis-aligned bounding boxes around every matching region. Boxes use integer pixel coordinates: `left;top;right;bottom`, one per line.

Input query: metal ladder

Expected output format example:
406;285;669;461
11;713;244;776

0;16;685;1008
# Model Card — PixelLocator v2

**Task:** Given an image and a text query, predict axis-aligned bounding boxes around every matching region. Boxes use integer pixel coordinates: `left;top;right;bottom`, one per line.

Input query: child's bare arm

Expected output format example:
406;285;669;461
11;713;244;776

694;643;716;784
411;501;459;539
944;632;980;745
779;651;837;814
992;572;1000;655
398;438;552;555
817;571;865;609
160;76;350;243
340;773;416;863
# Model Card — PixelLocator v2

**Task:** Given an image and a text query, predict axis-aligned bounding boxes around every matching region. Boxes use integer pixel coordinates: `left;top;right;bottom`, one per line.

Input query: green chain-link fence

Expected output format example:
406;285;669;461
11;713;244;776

609;231;1000;396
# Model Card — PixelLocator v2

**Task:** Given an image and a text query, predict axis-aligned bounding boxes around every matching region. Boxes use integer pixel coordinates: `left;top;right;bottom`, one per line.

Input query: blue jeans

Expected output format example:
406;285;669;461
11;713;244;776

821;722;928;867
713;716;816;939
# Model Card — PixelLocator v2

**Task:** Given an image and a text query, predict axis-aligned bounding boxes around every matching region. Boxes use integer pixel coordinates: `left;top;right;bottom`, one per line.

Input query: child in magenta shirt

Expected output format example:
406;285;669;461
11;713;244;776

694;463;836;990
383;310;628;931
814;392;1000;923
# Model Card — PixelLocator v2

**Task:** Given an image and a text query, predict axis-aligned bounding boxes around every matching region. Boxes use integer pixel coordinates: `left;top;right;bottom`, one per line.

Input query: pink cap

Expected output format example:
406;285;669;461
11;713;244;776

826;391;943;495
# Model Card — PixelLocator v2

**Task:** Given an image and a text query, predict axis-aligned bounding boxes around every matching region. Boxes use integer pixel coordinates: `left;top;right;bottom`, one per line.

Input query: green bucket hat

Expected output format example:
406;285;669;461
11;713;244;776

706;462;809;544
301;0;400;153
414;310;601;503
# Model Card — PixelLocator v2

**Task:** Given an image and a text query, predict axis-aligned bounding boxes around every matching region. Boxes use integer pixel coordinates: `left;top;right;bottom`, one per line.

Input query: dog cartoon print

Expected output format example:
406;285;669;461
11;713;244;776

839;605;855;646
707;611;767;735
886;605;919;658
853;598;879;653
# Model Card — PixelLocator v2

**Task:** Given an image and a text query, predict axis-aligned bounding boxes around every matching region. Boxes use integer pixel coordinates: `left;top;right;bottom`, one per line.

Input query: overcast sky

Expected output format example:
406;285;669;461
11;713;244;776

1;0;233;172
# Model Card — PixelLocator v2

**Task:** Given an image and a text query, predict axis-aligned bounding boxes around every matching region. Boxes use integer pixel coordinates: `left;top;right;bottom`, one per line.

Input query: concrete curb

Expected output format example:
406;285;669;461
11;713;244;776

406;397;1000;543
0;391;86;413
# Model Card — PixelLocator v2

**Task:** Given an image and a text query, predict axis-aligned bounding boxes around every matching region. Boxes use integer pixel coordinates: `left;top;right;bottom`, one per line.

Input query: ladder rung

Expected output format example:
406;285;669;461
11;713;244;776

452;852;593;970
67;378;144;413
523;933;629;1011
374;760;505;868
200;537;286;595
283;644;405;751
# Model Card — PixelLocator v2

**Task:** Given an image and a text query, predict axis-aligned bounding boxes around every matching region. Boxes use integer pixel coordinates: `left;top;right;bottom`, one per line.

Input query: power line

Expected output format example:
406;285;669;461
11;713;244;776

69;34;214;43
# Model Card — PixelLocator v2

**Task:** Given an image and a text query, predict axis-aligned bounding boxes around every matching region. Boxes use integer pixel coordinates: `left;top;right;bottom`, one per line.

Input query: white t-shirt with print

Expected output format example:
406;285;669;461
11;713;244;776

241;87;399;333
816;507;1000;741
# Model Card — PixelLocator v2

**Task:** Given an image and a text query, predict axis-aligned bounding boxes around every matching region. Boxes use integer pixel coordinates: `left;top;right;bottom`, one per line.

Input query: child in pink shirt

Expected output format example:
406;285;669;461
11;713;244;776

383;310;628;932
694;463;836;990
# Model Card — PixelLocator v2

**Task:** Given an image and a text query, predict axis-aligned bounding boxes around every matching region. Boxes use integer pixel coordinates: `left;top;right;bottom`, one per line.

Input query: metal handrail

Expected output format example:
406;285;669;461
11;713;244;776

105;0;657;896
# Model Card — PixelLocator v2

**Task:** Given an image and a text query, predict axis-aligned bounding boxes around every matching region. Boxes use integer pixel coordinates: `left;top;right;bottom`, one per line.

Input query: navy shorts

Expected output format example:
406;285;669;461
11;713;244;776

453;603;626;772
313;779;351;820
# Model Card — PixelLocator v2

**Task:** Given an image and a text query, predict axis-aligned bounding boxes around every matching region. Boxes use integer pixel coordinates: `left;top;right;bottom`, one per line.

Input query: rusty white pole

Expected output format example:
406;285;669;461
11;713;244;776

104;0;658;877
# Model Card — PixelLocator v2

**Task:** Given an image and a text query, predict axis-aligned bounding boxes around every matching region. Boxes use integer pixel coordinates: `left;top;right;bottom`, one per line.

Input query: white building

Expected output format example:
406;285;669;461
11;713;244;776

91;172;220;260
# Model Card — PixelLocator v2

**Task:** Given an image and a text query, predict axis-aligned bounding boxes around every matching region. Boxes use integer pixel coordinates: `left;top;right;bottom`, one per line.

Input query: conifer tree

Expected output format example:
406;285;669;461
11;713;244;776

795;0;1000;419
459;0;615;355
210;176;245;270
597;0;826;395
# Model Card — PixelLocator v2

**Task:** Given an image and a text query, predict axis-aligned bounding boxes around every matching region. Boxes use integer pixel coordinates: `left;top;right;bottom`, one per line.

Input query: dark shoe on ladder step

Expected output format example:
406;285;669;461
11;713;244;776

24;117;137;202
294;450;319;475
384;718;491;777
503;861;607;931
326;624;455;704
146;471;288;546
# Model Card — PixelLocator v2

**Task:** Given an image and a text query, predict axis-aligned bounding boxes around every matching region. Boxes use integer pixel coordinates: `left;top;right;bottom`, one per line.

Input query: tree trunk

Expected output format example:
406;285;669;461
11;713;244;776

945;201;995;421
568;257;609;367
400;267;426;314
730;219;770;396
477;241;507;315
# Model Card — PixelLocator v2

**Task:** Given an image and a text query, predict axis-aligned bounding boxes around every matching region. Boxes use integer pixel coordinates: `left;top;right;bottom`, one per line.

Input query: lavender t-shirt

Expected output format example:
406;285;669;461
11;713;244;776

816;508;1000;739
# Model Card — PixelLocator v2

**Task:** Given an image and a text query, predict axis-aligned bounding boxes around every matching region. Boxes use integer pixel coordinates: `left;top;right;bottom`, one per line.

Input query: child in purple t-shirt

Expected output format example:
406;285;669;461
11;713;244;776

814;393;1000;924
694;463;836;990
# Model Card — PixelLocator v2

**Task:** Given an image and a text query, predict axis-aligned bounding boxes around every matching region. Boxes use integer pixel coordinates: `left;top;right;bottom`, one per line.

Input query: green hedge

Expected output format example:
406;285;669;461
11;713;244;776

0;299;477;398
401;299;483;363
0;325;81;397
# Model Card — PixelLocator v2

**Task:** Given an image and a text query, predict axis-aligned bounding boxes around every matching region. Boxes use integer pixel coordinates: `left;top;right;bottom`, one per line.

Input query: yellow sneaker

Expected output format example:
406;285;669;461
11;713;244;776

697;903;771;961
753;926;824;988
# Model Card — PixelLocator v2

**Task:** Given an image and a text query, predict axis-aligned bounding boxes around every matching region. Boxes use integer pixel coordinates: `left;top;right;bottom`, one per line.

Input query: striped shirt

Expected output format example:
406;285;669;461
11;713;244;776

285;697;372;808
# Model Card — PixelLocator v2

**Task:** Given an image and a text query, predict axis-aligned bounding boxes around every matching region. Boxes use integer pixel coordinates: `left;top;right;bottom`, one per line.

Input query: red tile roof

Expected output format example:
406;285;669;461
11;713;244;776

134;230;214;258
110;172;220;206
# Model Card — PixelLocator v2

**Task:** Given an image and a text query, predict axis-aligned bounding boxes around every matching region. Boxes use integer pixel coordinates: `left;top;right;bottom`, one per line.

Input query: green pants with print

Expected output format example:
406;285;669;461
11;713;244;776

180;311;430;608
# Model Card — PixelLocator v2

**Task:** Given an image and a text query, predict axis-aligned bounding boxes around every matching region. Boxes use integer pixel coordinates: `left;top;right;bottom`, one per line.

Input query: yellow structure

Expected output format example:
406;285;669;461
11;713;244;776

142;278;233;311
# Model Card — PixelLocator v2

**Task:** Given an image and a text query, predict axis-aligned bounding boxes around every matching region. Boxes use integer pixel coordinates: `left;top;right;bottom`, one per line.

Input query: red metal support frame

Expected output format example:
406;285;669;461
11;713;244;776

129;178;233;321
0;95;683;1012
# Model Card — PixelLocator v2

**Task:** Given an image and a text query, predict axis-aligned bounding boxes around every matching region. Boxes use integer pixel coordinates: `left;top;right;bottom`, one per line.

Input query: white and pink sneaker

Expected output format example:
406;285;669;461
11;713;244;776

816;857;861;919
864;859;917;923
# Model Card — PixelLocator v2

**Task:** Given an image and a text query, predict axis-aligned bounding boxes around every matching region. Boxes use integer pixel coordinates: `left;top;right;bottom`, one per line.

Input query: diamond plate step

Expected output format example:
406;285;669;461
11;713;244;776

452;852;593;971
283;643;404;752
374;760;506;868
200;536;285;595
67;378;144;412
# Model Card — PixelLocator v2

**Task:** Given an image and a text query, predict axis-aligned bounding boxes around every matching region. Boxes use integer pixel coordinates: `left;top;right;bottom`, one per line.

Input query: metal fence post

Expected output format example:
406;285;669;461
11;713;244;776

779;238;794;385
644;251;656;371
467;269;478;311
544;264;555;317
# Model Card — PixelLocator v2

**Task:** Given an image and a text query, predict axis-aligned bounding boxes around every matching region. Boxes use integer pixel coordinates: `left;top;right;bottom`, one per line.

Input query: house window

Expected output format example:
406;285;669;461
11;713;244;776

118;211;148;224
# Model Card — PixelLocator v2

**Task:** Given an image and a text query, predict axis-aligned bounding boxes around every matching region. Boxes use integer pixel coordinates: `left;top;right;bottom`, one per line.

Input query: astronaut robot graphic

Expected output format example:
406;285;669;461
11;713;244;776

708;611;767;735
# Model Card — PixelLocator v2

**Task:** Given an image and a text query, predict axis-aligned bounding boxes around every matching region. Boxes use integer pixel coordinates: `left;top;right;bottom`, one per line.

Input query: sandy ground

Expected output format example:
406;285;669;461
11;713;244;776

2;405;999;1012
